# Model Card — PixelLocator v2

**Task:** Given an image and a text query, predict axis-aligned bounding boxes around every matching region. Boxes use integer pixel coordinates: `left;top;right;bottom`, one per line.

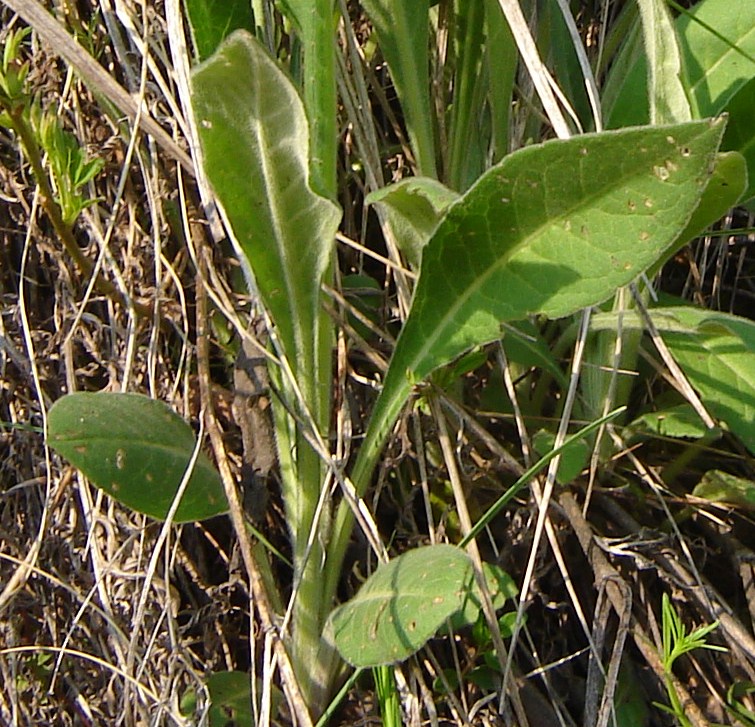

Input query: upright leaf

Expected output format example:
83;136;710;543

190;31;341;397
275;0;338;196
636;0;691;124
184;0;254;61
605;0;755;127
360;0;436;177
352;119;726;493
48;393;227;522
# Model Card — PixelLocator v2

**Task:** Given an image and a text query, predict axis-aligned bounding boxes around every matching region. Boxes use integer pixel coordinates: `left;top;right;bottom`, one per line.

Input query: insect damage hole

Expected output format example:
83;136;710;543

653;165;670;181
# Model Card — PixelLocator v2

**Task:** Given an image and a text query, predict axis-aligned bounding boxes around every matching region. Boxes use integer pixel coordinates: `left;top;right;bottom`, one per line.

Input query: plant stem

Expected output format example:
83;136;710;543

2;101;151;317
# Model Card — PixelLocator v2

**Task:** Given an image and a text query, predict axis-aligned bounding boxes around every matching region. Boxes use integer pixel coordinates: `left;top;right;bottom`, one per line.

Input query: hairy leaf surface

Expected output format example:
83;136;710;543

191;32;340;392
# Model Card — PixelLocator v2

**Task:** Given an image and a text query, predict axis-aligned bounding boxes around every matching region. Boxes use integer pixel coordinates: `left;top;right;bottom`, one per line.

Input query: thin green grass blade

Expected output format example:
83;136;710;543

360;0;436;177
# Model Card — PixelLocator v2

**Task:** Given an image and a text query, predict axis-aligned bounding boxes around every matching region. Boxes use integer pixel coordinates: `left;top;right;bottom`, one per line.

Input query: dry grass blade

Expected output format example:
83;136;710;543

2;0;193;172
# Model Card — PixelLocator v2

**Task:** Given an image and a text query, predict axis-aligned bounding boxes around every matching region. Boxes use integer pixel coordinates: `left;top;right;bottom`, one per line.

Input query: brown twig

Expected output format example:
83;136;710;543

2;100;152;318
193;227;313;727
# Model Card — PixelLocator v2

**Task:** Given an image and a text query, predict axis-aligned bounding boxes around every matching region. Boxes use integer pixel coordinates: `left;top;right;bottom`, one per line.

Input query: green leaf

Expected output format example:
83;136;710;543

329;545;472;667
678;0;755;118
274;0;338;196
532;429;590;484
627;403;716;440
191;31;340;398
48;393;227;522
449;562;517;631
353;119;726;493
693;470;755;512
673;151;746;241
484;0;517;162
180;671;283;727
636;0;691;124
502;320;568;389
606;0;755;128
659;307;755;455
649;150;747;276
447;0;487;190
360;0;436;177
184;0;254;62
721;77;755;203
366;177;459;270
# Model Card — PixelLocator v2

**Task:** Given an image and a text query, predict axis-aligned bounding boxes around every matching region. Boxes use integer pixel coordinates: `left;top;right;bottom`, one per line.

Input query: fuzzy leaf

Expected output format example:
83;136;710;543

366;177;459;269
660;308;755;455
636;0;691;124
191;32;340;395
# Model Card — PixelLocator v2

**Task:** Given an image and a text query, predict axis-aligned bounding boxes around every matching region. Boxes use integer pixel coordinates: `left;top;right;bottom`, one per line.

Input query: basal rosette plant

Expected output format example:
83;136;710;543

46;0;754;721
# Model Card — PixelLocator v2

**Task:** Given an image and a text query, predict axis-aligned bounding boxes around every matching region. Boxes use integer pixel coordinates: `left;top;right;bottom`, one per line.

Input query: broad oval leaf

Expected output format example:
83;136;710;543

48;392;227;522
190;31;341;394
329;544;472;667
352;119;726;492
